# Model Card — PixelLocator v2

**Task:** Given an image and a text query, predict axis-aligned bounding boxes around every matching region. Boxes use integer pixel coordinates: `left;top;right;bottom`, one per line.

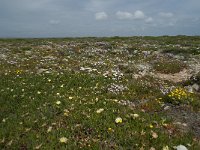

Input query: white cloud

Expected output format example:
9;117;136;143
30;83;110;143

49;20;60;25
159;12;173;18
167;22;175;26
134;10;145;19
95;12;108;20
116;10;146;20
145;17;153;23
116;11;133;20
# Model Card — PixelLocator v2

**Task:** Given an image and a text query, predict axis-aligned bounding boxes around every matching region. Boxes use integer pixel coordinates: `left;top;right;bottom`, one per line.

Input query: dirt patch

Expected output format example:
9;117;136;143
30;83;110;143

151;69;192;83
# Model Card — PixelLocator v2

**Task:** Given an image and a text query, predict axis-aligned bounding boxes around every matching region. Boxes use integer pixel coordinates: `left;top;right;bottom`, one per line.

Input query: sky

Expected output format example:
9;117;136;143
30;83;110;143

0;0;200;37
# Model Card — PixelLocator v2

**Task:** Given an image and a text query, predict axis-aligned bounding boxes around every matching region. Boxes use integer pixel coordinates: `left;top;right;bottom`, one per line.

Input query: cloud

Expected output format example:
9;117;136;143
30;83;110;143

1;0;200;37
116;11;133;20
95;12;108;20
159;12;173;18
116;10;145;20
134;10;145;19
168;22;175;26
145;17;153;23
49;20;60;25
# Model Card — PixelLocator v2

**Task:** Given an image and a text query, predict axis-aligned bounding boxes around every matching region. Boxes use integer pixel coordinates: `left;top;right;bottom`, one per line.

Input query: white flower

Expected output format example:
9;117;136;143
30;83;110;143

47;126;52;133
56;101;61;105
133;113;139;118
63;109;69;116
59;137;68;143
69;96;73;100
115;117;122;123
96;108;104;114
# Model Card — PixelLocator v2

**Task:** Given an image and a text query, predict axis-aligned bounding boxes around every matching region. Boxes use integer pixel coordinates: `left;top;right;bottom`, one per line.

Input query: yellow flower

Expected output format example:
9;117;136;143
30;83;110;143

16;69;22;74
115;117;122;124
149;124;153;128
108;127;114;132
162;145;169;150
69;96;73;100
59;137;68;143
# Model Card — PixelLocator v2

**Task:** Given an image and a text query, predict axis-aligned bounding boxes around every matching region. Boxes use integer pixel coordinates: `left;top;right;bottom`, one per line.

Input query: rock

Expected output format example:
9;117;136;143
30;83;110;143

142;51;151;55
164;106;170;110
25;51;32;56
142;51;151;57
133;74;140;79
185;86;193;93
137;64;151;71
63;58;68;62
173;55;185;60
123;44;128;47
192;83;199;91
133;50;138;54
176;145;188;150
0;54;7;59
44;56;56;60
37;68;48;74
189;72;200;84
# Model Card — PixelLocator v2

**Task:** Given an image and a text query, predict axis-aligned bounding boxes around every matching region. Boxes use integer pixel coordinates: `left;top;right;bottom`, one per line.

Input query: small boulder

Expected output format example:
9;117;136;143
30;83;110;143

37;68;48;74
192;83;199;92
176;145;188;150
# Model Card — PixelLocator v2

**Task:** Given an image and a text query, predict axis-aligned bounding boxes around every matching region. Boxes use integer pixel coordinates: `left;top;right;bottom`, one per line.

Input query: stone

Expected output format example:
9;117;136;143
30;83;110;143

0;54;7;59
37;68;48;74
133;50;138;54
164;106;170;110
25;51;32;56
176;145;188;150
185;86;193;93
192;83;199;91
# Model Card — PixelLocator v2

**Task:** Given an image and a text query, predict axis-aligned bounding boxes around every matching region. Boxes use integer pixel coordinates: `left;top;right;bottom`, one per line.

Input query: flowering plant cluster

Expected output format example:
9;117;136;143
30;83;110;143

167;87;192;104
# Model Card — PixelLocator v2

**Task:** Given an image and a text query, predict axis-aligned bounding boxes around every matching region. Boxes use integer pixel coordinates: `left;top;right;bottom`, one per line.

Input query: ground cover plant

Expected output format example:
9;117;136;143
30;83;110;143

152;59;186;74
0;36;200;149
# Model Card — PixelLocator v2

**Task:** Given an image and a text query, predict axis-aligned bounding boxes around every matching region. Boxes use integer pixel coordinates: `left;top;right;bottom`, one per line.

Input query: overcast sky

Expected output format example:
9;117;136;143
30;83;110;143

0;0;200;37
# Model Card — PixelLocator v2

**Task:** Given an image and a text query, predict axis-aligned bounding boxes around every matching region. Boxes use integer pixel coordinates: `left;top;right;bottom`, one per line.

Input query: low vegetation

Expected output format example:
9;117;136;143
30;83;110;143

0;36;200;149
